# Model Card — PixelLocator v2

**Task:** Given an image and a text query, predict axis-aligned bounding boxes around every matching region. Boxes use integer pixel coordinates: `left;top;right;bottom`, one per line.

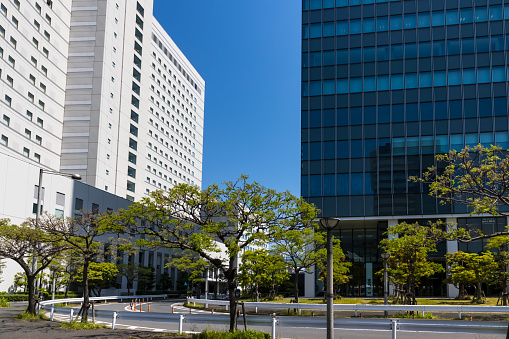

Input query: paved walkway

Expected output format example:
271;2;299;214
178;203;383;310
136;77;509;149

0;303;191;339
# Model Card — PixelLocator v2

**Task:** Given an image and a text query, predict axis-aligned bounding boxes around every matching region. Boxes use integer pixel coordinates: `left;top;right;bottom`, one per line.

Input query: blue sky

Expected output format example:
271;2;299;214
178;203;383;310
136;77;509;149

153;1;302;196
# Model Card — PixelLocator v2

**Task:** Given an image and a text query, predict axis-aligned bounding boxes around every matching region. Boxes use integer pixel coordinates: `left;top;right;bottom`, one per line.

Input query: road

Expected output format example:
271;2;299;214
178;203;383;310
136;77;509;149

49;299;508;339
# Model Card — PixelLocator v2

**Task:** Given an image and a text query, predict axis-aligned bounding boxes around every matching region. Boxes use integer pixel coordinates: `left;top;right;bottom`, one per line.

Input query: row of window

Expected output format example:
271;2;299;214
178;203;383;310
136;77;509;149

303;132;509;161
303;67;509;95
303;6;509;38
304;36;507;65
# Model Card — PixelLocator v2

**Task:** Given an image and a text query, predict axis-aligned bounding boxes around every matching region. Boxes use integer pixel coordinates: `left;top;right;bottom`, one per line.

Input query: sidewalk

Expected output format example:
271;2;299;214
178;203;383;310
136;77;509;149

0;303;191;339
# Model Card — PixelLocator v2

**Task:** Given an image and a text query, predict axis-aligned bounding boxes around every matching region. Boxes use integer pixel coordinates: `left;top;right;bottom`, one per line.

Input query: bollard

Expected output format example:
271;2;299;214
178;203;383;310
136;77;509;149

421;311;424;317
50;306;54;321
172;306;174;314
458;311;462;319
271;314;277;339
255;307;258;314
211;308;214;315
69;308;74;323
470;316;473;321
140;301;142;312
112;312;118;330
299;309;301;315
391;319;398;339
178;314;184;334
148;303;150;312
355;310;358;317
189;307;192;314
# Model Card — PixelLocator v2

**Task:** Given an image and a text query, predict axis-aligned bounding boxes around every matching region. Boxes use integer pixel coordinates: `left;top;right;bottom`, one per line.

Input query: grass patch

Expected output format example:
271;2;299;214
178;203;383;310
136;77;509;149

0;298;10;308
391;312;435;319
16;313;47;320
259;297;501;306
61;321;109;330
192;330;270;339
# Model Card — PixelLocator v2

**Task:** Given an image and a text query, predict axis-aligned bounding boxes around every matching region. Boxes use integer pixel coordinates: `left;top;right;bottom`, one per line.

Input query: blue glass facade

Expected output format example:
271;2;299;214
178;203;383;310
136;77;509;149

302;0;509;296
302;0;509;218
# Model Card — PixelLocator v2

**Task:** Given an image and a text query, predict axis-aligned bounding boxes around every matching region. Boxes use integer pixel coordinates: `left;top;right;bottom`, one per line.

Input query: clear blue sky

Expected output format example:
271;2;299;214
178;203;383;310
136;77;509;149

153;1;302;196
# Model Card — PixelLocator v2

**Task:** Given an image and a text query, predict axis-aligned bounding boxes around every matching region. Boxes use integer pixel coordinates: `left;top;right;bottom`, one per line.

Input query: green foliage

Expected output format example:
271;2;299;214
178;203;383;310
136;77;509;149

192;330;270;339
486;236;509;305
160;271;172;291
13;272;27;292
391;312;435;319
315;236;351;294
0;258;4;284
0;297;10;308
379;222;445;305
16;313;47;320
238;249;288;301
60;321;108;330
137;266;155;292
73;262;118;297
105;175;317;331
446;251;498;303
169;251;208;285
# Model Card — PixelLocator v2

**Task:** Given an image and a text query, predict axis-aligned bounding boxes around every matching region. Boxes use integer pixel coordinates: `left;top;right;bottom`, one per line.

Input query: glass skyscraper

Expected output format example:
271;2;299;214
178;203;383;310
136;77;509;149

301;0;509;297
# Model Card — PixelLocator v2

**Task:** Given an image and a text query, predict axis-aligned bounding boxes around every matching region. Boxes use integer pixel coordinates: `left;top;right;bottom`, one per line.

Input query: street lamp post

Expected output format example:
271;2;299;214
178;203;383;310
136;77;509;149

319;217;341;339
381;252;391;317
32;168;81;297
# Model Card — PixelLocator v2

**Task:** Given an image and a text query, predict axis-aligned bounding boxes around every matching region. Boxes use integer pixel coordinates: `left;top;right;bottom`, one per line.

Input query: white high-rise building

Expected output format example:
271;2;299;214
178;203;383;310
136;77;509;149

0;0;205;293
0;0;205;201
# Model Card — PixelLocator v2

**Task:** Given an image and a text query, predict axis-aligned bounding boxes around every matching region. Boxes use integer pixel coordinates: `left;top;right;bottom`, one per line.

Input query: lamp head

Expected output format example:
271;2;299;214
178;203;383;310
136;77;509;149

71;174;82;180
381;252;391;260
318;217;341;230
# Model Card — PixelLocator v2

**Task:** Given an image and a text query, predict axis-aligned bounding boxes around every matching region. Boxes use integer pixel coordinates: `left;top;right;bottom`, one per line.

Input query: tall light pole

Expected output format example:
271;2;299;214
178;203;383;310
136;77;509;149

381;252;391;317
32;168;81;297
319;217;340;339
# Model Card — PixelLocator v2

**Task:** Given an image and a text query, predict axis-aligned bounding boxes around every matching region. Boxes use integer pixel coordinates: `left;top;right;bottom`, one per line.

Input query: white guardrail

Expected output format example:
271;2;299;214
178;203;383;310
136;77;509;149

187;297;509;319
37;295;509;338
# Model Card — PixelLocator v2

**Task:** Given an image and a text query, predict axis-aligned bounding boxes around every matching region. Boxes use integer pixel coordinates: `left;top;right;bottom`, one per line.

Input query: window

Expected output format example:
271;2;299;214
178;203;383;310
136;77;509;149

136;2;144;17
0;25;4;37
108;123;111;129
133;68;141;81
113;47;116;53
105;186;108;191
3;114;10;125
36;117;43;127
11;16;18;28
4;95;11;106
130;124;138;136
23;147;29;157
130;110;139;123
25;129;31;139
114;32;117;38
135;28;143;42
106;154;110;159
28;92;35;102
29;74;35;84
135;15;143;29
34;153;40;162
0;46;3;57
110;92;114;98
42;47;49;58
41;65;47;75
127;180;135;192
74;198;83;211
129;137;137;150
31;56;37;67
106;170;109;175
9;37;16;48
39;83;46;93
6;75;13;86
1;135;7;146
38;100;45;110
32;37;39;48
33;20;40;30
112;61;115;68
26;111;33;120
114;17;118;24
43;30;50;41
35;135;42;145
13;0;19;9
128;152;136;164
45;14;51;24
134;42;142;55
107;138;111;144
109;108;112;114
111;76;115;82
35;2;41;13
134;55;141;68
8;56;15;67
1;4;6;16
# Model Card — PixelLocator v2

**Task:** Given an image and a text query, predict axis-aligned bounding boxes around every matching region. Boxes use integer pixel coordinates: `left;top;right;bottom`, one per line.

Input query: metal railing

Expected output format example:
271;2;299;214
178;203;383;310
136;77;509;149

187;297;509;319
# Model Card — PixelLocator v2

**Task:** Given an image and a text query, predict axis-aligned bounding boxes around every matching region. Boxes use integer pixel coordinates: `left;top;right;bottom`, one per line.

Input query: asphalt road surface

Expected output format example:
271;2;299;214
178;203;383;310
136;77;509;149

47;299;507;339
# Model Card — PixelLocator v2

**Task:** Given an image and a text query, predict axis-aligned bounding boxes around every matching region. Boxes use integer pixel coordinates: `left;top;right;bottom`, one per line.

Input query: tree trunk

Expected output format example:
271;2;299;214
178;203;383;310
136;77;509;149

502;283;508;306
228;278;237;332
80;260;90;322
476;282;482;302
293;269;300;303
255;283;259;302
26;274;37;315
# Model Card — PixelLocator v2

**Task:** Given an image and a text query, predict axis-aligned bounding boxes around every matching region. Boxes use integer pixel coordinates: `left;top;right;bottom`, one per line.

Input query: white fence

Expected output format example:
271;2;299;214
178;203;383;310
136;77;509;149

187;297;509;319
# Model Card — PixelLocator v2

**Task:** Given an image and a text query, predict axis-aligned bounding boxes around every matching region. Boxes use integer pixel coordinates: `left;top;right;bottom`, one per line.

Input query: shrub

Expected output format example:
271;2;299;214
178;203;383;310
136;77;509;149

0;298;10;308
192;330;270;339
16;313;47;320
61;321;109;330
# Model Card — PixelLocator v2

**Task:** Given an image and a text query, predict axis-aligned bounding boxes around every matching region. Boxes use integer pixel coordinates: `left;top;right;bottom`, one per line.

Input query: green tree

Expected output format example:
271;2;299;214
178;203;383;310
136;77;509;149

13;272;27;292
168;252;207;295
0;219;68;314
238;249;288;301
271;229;329;303
380;222;445;305
486;236;509;305
160;271;172;291
117;262;140;296
74;262;118;297
445;251;498;303
0;259;4;284
315;237;351;298
137;266;155;292
35;211;114;322
106;176;316;331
